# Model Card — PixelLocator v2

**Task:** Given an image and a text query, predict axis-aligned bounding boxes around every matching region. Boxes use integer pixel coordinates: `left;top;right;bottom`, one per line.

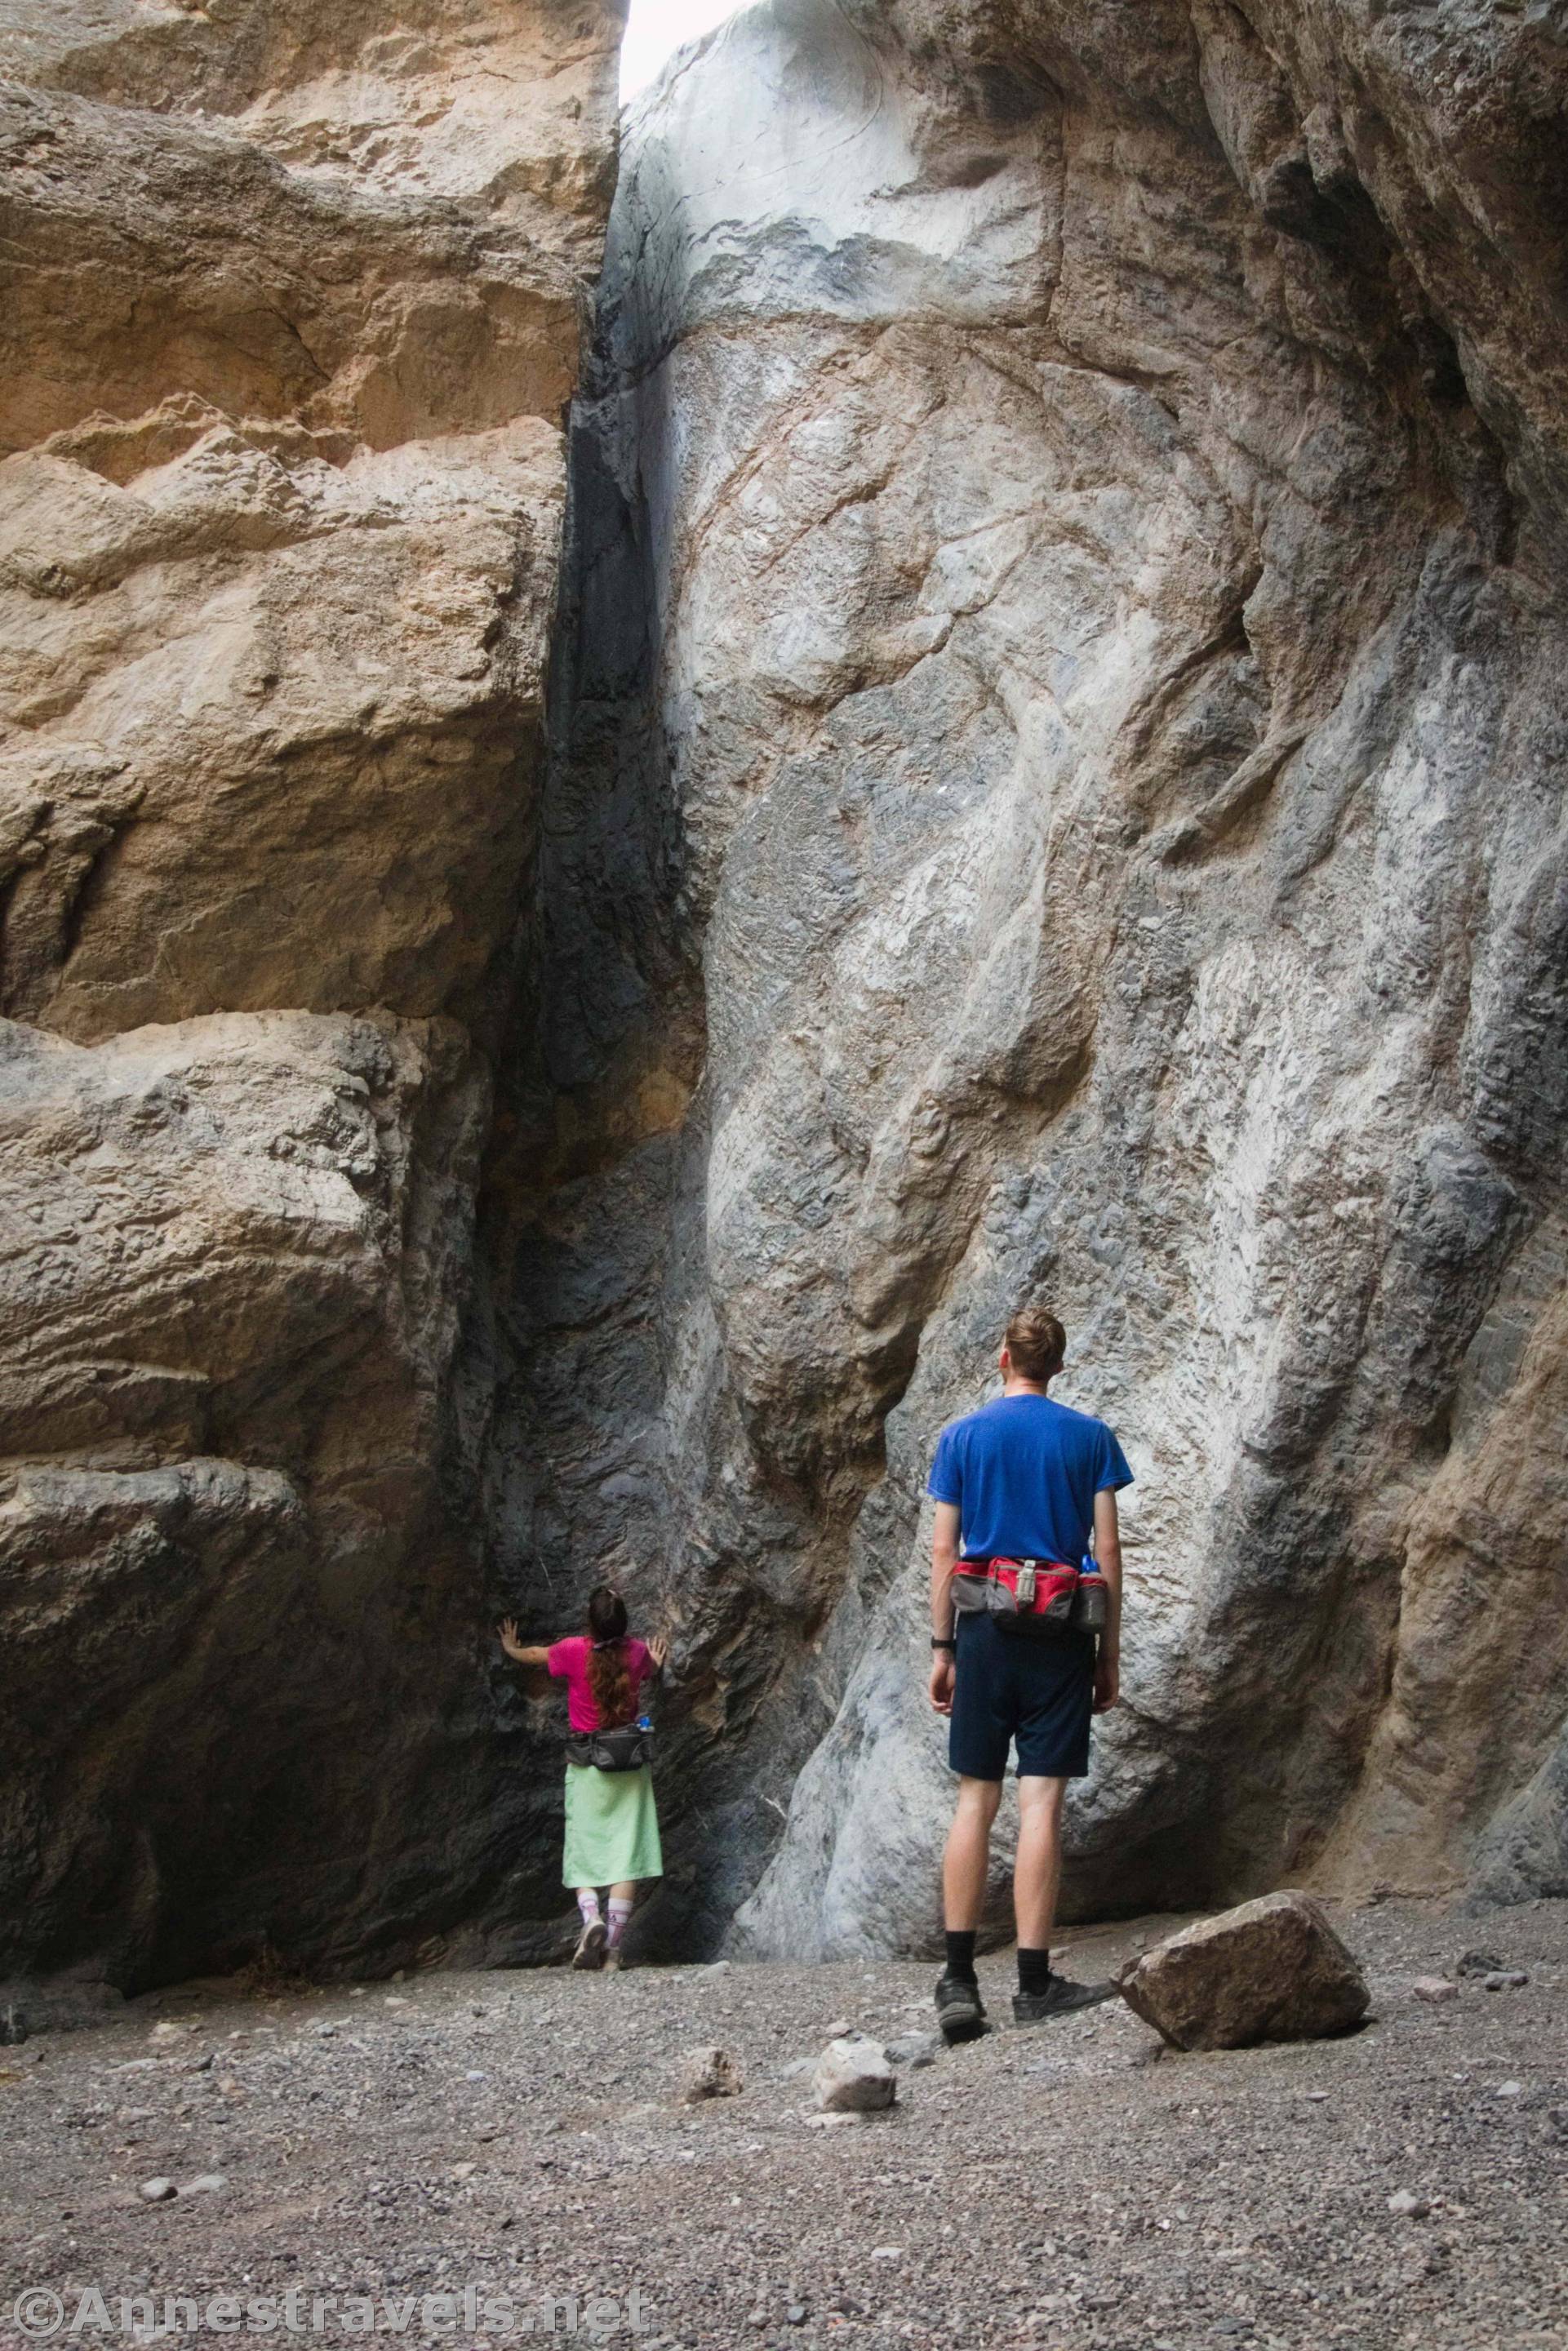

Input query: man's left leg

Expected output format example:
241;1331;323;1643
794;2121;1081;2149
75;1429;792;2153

1015;1771;1068;1950
1011;1650;1116;2024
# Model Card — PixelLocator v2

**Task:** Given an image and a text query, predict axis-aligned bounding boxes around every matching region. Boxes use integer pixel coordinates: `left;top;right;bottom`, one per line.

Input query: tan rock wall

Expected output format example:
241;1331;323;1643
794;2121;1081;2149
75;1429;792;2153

0;0;624;1984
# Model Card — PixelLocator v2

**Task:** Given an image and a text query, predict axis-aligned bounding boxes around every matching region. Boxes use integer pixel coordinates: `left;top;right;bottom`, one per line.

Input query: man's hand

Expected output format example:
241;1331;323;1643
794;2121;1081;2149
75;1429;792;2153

1093;1647;1120;1714
929;1653;956;1715
648;1633;670;1672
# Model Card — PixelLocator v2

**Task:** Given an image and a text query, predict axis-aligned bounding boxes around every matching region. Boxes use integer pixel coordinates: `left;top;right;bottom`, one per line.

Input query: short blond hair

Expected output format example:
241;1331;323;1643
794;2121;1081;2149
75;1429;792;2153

1004;1304;1066;1382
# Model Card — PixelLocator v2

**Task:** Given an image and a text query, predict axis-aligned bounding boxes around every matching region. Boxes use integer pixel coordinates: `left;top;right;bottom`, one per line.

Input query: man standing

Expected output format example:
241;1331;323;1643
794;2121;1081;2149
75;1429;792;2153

926;1304;1132;2042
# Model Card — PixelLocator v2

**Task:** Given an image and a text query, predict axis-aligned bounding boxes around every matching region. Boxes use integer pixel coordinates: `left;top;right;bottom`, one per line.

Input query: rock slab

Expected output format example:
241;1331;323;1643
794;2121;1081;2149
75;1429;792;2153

1117;1893;1370;2051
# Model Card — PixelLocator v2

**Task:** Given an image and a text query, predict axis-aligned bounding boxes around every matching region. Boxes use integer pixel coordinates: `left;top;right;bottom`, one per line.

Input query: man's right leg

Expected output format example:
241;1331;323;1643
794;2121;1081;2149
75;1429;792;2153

935;1775;1001;2043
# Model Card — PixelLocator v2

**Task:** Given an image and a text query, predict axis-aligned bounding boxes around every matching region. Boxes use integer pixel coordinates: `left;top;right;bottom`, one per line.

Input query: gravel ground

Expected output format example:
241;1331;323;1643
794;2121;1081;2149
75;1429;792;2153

1;1899;1564;2351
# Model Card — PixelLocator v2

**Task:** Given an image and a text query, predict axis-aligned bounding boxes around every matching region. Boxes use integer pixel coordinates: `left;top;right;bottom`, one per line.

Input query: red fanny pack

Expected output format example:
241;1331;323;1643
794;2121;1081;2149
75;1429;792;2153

953;1557;1079;1620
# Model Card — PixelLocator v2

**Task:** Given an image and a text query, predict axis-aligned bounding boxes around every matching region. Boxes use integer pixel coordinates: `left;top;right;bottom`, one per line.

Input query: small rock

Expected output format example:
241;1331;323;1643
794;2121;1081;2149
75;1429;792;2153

779;2057;815;2081
703;1960;732;1976
1116;1891;1369;2051
681;2047;743;2102
181;2175;226;2196
1495;2080;1524;2098
313;2023;338;2038
1481;1971;1529;1990
1455;1949;1505;1978
870;2246;904;2260
824;2019;851;2038
1387;2190;1430;2218
1305;2091;1329;2103
803;2111;860;2129
786;2308;807;2327
885;2032;940;2069
451;2162;478;2180
149;2021;191;2044
1410;1977;1459;2003
139;2178;177;2203
814;2036;896;2113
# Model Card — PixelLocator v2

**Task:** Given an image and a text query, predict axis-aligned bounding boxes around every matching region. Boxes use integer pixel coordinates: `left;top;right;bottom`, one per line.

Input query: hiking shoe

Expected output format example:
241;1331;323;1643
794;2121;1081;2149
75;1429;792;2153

934;1971;988;2044
571;1918;607;1971
1011;1974;1117;2025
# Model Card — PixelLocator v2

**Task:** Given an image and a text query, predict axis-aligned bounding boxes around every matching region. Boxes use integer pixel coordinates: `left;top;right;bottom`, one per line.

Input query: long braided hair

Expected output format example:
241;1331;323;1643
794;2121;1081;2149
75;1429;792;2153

586;1584;635;1727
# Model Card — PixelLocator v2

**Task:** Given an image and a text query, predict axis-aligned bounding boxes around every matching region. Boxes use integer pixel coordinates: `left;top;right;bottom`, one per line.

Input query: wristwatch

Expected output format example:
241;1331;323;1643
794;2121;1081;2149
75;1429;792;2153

931;1635;956;1652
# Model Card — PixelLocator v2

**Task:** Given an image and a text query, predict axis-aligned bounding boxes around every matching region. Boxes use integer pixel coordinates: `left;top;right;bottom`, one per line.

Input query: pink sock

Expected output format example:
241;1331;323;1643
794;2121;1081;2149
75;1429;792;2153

577;1890;602;1928
606;1898;633;1950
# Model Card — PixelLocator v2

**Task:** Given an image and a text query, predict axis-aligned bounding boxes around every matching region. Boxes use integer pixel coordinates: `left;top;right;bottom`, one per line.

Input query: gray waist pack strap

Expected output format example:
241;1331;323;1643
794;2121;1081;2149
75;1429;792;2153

566;1724;651;1771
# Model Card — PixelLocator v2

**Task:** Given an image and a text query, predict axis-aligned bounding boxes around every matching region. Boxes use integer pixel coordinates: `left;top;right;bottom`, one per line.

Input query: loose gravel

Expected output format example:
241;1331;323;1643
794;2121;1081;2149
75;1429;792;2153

1;1899;1563;2351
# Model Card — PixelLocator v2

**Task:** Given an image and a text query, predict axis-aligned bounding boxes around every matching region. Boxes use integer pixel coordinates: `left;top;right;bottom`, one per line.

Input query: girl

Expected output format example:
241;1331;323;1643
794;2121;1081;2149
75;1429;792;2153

498;1586;668;1971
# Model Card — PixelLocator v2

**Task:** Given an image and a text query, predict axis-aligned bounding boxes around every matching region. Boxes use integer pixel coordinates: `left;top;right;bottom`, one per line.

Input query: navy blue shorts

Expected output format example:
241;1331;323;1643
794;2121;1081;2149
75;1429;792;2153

948;1611;1095;1780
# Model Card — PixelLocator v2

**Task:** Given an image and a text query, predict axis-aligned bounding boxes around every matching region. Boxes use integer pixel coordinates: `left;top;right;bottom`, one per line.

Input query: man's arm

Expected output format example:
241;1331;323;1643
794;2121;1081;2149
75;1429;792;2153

1091;1488;1122;1713
928;1500;962;1714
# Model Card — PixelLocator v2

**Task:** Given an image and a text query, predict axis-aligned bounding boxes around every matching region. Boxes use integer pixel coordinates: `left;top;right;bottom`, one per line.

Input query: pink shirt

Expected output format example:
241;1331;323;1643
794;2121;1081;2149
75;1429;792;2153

546;1634;654;1733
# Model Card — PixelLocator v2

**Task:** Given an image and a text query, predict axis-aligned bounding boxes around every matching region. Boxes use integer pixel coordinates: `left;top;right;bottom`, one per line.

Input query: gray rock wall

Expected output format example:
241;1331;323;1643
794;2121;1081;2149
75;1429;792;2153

487;0;1568;1958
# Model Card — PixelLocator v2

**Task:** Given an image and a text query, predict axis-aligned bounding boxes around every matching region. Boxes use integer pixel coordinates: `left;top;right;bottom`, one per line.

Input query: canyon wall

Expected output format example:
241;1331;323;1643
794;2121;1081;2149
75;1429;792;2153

495;0;1568;1958
0;0;625;1988
5;0;1566;1988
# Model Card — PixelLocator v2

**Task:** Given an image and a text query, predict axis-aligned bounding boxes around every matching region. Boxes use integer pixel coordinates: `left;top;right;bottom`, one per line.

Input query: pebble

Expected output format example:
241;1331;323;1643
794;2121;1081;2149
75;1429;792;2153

182;2175;226;2195
824;2019;851;2038
1495;2081;1524;2098
870;2246;904;2260
452;2162;478;2180
1387;2190;1430;2218
1482;1971;1529;1990
313;2024;338;2039
139;2178;177;2203
885;2032;940;2069
786;2308;806;2327
1410;1977;1459;2003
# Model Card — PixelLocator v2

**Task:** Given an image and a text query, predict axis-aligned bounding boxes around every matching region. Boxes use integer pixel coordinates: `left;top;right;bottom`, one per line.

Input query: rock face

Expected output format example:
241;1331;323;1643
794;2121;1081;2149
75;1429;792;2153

5;0;1568;1984
494;0;1568;1960
0;0;624;1986
1116;1891;1370;2050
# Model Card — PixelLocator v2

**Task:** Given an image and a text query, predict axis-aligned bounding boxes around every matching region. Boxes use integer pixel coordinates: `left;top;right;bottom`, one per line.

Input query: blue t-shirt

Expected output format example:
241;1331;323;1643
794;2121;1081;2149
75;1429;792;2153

926;1393;1133;1563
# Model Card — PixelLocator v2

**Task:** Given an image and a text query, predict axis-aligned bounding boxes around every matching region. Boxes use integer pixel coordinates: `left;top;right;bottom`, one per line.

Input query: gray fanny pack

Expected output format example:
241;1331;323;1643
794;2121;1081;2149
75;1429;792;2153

565;1723;652;1771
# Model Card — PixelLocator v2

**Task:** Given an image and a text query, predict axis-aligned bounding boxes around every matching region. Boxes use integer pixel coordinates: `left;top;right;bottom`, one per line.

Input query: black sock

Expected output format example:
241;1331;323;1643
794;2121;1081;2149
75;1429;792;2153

944;1930;978;1984
1018;1946;1052;1998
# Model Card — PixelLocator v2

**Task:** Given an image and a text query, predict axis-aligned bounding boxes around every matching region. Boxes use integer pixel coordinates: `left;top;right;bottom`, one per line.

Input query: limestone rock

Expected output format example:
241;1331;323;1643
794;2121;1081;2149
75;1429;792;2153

813;2036;896;2113
680;2046;744;2102
0;0;623;1989
1116;1892;1370;2051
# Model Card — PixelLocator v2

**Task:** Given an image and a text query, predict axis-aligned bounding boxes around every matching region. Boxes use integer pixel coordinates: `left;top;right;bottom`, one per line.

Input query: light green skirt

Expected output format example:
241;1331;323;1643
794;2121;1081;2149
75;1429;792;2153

562;1762;663;1889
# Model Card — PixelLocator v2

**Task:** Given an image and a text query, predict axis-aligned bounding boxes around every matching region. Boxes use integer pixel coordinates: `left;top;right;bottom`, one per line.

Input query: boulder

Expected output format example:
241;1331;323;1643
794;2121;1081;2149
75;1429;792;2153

679;2047;743;2103
1116;1893;1370;2051
813;2036;896;2113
